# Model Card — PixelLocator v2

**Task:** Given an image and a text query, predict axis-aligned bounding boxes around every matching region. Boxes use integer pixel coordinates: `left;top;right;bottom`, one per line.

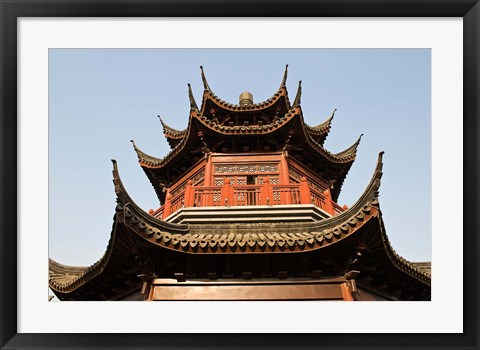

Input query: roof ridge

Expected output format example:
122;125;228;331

187;83;199;111
279;64;288;88
200;65;211;91
158;115;186;136
199;65;291;112
292;80;302;107
333;134;363;159
309;108;336;131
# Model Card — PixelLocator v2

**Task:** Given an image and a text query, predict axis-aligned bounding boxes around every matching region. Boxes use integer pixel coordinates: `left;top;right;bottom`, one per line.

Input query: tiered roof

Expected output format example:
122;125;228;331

136;66;360;203
49;66;431;301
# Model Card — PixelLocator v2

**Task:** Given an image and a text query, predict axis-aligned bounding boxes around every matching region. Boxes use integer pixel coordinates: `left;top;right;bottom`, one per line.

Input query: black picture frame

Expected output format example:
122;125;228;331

1;1;478;349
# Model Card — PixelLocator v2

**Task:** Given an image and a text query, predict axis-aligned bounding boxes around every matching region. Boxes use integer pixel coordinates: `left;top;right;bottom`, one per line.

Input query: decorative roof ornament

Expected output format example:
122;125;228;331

130;138;168;167
158;115;184;136
327;108;337;124
200;65;211;91
279;64;288;88
158;115;168;129
293;80;302;107
130;139;139;152
310;109;337;131
239;91;254;107
353;133;364;149
335;134;364;158
187;83;199;111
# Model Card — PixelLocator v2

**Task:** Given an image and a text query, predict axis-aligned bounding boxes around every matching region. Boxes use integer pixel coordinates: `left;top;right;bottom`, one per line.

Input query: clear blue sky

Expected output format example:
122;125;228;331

49;49;431;266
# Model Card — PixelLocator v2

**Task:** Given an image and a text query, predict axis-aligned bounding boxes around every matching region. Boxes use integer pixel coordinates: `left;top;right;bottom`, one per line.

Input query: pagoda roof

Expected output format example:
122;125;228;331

304;109;336;146
133;105;359;203
157;67;333;151
49;153;431;300
158;115;187;149
199;65;292;114
137;67;361;202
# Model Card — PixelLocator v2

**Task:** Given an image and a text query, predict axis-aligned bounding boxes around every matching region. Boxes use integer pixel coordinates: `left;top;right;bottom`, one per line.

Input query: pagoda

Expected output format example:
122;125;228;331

49;66;431;301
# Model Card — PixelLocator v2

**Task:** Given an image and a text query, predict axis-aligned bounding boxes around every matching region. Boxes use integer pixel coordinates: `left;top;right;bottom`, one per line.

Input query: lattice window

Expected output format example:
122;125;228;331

191;170;205;185
214;178;224;186
215;163;279;174
236;177;247;185
270;177;280;185
288;168;302;182
307;179;326;192
258;164;278;173
170;183;186;197
215;165;236;174
238;164;256;173
273;190;281;201
289;167;326;191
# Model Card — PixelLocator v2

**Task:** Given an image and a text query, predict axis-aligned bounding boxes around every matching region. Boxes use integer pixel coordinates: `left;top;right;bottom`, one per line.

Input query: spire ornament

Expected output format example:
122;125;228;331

293;80;302;107
279;64;288;88
200;66;211;91
187;83;199;110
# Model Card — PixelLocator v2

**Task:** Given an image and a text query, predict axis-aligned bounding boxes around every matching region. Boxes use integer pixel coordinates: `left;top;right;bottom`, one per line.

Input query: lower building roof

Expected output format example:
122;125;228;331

49;152;431;301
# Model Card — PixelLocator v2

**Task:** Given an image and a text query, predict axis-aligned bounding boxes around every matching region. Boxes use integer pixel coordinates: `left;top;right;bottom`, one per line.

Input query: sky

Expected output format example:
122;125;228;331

49;49;431;267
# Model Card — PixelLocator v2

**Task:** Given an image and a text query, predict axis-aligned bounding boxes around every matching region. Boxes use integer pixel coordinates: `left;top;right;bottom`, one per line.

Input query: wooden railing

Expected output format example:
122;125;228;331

310;188;327;208
169;191;185;214
272;185;301;205
152;176;345;219
193;186;222;207
232;185;262;206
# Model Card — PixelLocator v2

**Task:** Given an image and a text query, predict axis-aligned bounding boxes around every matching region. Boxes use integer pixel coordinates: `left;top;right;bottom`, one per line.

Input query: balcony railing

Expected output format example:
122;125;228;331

232;186;262;206
152;177;345;220
272;185;301;205
193;186;222;207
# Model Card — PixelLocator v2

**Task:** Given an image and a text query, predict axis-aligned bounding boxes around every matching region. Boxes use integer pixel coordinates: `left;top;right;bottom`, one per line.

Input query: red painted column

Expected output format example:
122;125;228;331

263;176;273;205
184;180;194;207
260;179;267;205
279;154;291;205
279;153;290;185
204;154;213;187
222;178;233;206
323;188;335;215
162;190;172;219
299;176;311;204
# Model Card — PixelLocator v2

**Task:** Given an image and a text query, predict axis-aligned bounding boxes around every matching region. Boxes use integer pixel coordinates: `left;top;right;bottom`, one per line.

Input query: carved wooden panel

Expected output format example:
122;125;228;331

214;163;279;174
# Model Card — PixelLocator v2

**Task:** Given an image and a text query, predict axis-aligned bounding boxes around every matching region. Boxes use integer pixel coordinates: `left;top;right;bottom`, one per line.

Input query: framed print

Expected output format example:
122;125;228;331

1;1;479;350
